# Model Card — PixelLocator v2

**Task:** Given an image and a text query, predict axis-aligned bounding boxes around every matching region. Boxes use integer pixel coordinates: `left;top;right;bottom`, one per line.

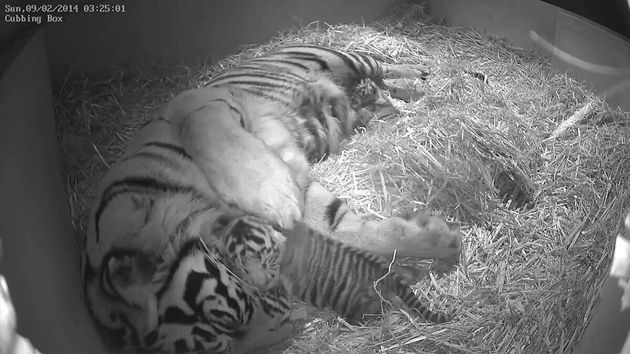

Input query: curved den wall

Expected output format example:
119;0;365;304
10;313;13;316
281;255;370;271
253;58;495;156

426;0;630;112
425;1;630;352
0;31;107;353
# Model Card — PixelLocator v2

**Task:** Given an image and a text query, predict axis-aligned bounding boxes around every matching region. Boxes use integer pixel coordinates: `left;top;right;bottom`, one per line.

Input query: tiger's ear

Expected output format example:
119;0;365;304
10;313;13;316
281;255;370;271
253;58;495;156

215;214;234;229
102;252;159;332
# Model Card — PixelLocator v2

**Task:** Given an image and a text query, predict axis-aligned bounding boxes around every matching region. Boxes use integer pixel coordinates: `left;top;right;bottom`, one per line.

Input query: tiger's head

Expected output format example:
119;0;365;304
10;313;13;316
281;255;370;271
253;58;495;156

84;190;291;353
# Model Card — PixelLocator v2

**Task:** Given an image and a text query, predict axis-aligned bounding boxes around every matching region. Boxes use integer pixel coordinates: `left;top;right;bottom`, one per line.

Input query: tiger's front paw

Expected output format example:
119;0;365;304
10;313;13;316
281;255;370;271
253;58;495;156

232;321;294;354
399;212;462;260
374;212;461;260
385;78;426;102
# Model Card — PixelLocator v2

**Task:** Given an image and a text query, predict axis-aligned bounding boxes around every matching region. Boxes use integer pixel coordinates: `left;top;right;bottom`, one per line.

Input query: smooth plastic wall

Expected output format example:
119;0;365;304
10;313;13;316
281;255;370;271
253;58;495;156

426;0;630;112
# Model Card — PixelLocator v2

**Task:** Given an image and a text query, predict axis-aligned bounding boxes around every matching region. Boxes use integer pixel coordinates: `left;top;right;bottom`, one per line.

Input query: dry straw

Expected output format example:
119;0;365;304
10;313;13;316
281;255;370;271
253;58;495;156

54;4;630;353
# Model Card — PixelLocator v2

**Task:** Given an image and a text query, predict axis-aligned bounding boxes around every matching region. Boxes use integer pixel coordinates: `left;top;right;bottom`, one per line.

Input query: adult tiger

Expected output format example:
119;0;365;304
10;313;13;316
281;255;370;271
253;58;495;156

183;45;461;259
83;45;462;353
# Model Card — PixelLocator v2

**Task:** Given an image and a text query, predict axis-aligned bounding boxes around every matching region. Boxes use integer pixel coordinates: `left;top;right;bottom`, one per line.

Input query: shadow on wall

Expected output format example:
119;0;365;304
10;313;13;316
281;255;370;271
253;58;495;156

0;30;108;353
542;0;630;39
44;0;397;76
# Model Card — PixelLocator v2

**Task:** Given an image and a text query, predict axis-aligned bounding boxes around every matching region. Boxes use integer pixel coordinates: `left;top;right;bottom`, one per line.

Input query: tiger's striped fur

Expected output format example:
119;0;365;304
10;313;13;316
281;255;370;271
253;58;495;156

205;45;420;164
157;69;366;229
84;45;460;353
206;45;414;163
85;192;293;353
280;222;451;323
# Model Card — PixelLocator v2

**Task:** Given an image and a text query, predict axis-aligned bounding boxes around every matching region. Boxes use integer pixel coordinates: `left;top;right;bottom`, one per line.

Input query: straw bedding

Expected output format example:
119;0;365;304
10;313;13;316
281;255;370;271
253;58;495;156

53;4;630;353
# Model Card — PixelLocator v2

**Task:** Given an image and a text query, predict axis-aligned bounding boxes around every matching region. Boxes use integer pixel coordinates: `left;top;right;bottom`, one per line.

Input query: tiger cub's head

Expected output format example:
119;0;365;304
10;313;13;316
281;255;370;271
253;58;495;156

351;78;399;128
213;215;286;291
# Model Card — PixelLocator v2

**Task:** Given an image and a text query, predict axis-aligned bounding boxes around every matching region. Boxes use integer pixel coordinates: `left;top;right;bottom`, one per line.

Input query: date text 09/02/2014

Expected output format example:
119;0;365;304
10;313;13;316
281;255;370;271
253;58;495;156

3;3;127;24
5;4;126;13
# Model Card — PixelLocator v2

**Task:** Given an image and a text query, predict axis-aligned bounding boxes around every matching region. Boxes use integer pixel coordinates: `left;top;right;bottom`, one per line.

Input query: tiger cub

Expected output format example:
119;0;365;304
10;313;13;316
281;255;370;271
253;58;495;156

351;77;400;126
211;215;285;291
212;217;451;324
280;222;451;323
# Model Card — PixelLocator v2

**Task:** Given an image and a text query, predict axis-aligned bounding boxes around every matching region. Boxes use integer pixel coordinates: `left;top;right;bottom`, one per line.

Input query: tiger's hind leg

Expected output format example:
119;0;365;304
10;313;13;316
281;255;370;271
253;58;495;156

302;181;461;260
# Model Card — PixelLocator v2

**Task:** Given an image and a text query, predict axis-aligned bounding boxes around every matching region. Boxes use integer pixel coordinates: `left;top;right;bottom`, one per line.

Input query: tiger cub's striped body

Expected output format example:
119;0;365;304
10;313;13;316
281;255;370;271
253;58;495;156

281;223;451;323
